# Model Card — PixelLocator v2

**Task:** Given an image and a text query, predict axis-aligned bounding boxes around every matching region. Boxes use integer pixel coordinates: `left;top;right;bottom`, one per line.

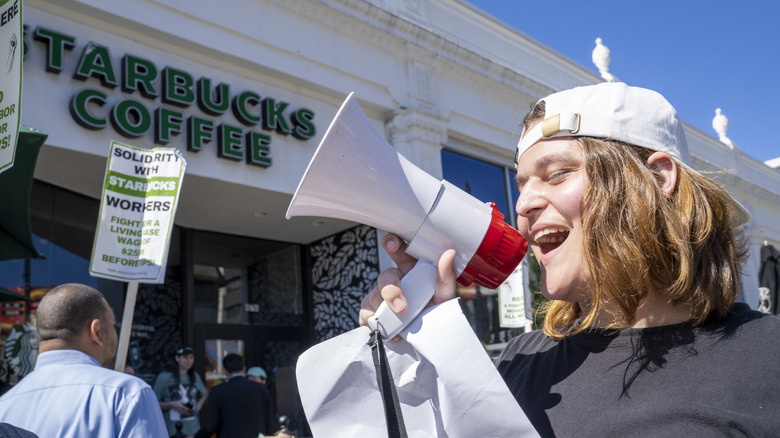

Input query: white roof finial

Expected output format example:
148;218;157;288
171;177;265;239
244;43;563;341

712;108;736;149
592;37;618;82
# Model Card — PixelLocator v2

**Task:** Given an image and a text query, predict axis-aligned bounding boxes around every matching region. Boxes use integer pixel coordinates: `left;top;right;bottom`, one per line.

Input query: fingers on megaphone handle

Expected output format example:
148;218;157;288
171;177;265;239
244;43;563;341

360;234;457;333
434;249;458;305
359;284;383;327
377;267;408;313
358;261;408;327
381;234;417;274
380;233;458;310
369;261;438;339
358;265;406;327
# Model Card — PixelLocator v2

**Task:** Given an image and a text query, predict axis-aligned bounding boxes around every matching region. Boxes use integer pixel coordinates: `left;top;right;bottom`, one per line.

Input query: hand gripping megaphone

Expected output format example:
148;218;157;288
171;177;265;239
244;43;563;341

286;93;527;339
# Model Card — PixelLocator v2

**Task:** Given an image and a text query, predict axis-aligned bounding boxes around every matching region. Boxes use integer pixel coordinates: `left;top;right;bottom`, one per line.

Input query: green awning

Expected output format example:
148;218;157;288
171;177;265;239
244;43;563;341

0;127;48;261
0;286;31;302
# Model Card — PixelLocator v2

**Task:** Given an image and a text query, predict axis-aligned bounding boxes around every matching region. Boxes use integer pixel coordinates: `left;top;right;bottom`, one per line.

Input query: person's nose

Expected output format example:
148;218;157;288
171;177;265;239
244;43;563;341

515;179;546;219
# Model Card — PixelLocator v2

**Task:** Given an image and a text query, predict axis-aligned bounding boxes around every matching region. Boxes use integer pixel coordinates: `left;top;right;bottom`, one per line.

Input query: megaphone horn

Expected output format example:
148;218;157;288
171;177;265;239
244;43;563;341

286;93;440;242
287;93;527;338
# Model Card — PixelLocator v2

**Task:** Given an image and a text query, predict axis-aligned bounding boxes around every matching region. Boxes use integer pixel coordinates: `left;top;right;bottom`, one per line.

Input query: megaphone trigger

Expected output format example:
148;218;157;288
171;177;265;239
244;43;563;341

367;261;437;339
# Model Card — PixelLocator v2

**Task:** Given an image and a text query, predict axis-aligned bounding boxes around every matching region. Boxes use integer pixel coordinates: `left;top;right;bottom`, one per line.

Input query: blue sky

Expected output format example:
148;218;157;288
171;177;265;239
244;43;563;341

465;0;780;164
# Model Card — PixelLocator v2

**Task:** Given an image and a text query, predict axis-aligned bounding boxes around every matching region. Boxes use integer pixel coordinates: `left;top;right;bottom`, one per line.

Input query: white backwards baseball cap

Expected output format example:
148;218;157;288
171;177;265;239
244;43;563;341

516;82;751;227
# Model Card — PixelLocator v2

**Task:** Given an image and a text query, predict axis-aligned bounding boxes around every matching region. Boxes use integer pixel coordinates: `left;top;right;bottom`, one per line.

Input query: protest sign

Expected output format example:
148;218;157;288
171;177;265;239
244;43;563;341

0;0;22;174
89;141;186;283
498;260;532;328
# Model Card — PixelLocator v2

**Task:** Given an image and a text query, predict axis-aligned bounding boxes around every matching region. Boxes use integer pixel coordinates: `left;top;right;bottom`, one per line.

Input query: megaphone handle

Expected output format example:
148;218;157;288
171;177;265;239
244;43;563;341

367;261;437;340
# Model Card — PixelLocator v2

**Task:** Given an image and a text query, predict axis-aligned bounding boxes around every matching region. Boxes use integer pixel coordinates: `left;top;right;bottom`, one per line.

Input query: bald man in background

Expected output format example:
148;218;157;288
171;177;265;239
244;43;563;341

0;283;166;437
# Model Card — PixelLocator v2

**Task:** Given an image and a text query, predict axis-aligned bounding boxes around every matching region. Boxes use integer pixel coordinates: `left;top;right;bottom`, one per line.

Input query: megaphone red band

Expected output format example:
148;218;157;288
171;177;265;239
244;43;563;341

456;203;528;289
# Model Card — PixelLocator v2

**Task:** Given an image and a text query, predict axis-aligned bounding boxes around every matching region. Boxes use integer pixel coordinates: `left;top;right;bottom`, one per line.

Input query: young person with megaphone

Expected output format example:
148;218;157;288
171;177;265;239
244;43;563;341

288;91;536;436
359;82;780;437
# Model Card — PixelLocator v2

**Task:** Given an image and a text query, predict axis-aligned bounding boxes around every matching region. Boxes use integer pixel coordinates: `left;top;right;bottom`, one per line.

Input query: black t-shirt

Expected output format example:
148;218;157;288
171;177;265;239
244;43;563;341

495;303;780;437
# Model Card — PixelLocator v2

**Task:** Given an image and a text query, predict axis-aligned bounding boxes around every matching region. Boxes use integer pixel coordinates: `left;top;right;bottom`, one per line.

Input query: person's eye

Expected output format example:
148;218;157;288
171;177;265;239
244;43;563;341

548;167;580;182
548;170;571;181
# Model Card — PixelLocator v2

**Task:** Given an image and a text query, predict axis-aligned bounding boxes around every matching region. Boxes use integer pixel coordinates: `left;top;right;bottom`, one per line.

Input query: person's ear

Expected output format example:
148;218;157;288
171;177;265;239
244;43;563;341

646;152;678;197
88;318;104;346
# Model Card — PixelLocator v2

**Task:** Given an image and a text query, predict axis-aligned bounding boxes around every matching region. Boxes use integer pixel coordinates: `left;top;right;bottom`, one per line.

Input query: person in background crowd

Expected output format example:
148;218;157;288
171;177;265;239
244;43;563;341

246;366;267;384
360;83;780;436
0;283;167;437
196;353;275;438
246;366;277;435
153;346;208;438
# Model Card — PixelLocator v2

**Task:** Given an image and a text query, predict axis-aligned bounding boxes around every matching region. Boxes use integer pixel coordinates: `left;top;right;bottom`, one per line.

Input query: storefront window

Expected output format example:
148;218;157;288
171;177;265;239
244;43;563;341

0;182;102;292
441;149;516;226
192;230;304;327
0;182;133;313
203;338;245;389
441;149;520;344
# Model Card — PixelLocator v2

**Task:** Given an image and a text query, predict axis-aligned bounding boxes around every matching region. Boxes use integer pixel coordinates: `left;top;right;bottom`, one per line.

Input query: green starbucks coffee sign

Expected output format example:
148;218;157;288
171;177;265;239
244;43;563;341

26;25;317;168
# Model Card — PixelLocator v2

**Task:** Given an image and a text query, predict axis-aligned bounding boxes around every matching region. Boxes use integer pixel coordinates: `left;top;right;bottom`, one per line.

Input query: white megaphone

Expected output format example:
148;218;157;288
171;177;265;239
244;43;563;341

286;93;527;339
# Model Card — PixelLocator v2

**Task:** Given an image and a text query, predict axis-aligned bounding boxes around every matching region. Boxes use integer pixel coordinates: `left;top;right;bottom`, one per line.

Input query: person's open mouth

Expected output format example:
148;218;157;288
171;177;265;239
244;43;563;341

533;227;569;254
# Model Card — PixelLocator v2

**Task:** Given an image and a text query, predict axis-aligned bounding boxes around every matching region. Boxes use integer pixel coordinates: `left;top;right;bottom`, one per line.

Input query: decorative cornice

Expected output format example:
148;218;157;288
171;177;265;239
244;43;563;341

386;107;448;146
692;156;780;206
265;0;553;105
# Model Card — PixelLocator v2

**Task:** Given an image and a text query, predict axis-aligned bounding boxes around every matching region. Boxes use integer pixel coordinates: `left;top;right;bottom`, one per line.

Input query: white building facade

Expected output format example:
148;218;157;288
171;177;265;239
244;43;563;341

4;0;779;407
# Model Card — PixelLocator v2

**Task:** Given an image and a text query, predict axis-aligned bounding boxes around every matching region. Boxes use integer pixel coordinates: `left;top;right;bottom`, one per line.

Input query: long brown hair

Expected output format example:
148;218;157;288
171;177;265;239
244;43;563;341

522;103;748;339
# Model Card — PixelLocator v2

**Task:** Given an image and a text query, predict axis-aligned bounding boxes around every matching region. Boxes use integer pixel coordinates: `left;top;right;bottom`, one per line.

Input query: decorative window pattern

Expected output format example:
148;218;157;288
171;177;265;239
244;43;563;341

310;225;379;342
247;247;305;327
